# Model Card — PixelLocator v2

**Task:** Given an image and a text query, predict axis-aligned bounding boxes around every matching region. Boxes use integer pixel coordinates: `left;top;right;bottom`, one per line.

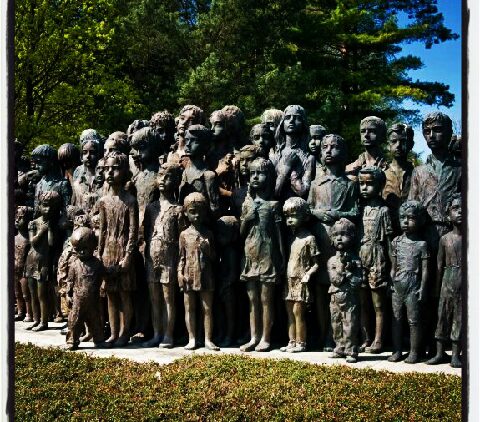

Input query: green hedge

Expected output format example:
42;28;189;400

15;343;461;421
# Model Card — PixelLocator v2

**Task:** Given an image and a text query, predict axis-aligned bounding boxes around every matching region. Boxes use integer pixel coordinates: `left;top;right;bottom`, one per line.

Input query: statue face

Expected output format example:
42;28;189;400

82;141;99;169
251;128;271;152
285;209;305;230
104;157;124;187
249;165;268;190
39;200;55;220
104;138;119;156
360;122;382;148
399;208;420;234
130;140;152;166
264;118;276;134
388;132;409;159
211;117;226;140
283;113;304;137
157;169;176;193
332;228;354;250
15;209;27;230
184;132;202;157
94;163;105;186
177;109;196;137
321;138;343;165
423;120;449;152
239;153;255;178
72;238;95;261
448;198;462;226
32;157;49;176
359;173;380;199
185;202;206;225
308;128;324;155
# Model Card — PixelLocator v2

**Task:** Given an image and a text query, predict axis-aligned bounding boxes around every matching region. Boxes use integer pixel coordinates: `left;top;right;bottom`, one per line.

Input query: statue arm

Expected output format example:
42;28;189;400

177;233;186;291
436;238;446;298
97;201;106;258
124;199;139;260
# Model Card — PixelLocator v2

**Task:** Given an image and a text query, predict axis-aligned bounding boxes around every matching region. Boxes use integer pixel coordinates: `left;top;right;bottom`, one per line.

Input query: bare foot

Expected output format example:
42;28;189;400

450;356;462;368
404;352;419;364
159;336;174;349
80;333;92;342
365;341;382;354
32;323;48;332
280;341;296;352
114;336;129;347
426;353;445;365
240;339;258;352
142;336;162;348
254;340;271;352
388;351;403;362
26;321;40;331
205;340;220;351
184;339;196;350
23;315;33;323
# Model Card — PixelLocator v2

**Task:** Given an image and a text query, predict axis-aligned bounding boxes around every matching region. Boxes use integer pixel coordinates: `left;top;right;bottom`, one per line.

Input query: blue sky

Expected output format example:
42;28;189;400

397;0;462;159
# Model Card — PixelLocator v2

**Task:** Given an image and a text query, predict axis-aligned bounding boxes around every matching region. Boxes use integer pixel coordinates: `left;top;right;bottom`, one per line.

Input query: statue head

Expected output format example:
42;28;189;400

31;145;58;177
130;127;160;167
275;105;309;151
79;129;102;145
248;157;276;198
249;123;274;156
71;226;97;260
215;215;239;246
358;166;386;200
283;197;310;230
422;112;453;153
330;218;356;250
80;137;101;170
446;192;461;227
183;192;208;225
157;162;183;196
104;131;129;155
104;151;131;187
38;191;62;220
150;111;176;153
177;105;205;138
399;200;427;233
209;110;228;143
94;158;105;188
15;205;33;231
221;105;245;148
387;123;414;160
261;109;284;135
308;125;327;157
58;143;81;172
360;116;387;148
127;120;150;141
239;144;263;178
321;134;348;167
184;125;212;158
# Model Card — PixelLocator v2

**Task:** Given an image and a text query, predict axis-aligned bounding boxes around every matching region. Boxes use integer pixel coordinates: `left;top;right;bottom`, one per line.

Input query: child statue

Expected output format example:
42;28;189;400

281;197;320;353
327;218;363;363
97;152;139;347
64;227;109;350
250;123;274;159
72;136;102;212
24;191;63;331
222;105;246;152
307;134;359;351
14;206;33;322
427;193;462;367
143;163;186;348
358;166;393;353
260;108;284;136
388;201;429;364
126;119;150;176
58;143;81;186
168;105;205;165
308;124;327;179
177;192;219;351
31;145;72;212
346;116;389;177
231;145;263;218
73;129;103;181
271;105;315;200
149;110;176;164
240;157;285;352
214;216;240;347
179;125;220;218
383;123;415;233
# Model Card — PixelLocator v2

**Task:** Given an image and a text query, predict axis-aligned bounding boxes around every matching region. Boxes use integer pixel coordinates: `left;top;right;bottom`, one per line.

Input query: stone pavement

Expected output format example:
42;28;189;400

15;321;461;376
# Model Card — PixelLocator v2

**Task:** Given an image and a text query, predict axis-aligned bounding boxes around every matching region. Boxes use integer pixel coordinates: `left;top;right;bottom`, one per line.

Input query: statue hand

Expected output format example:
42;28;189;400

416;287;426;302
301;273;311;284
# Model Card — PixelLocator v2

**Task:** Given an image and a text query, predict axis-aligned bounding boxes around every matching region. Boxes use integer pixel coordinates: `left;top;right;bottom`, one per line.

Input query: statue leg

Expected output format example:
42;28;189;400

404;291;421;364
359;287;372;351
20;277;33;322
255;283;275;352
201;291;219;351
240;281;260;352
344;300;359;363
26;277;40;329
366;288;384;353
184;291;197;350
291;302;306;352
15;275;26;320
329;294;345;358
115;289;133;346
281;300;296;351
388;291;404;362
143;283;162;347
33;278;49;331
105;291;120;344
159;283;176;348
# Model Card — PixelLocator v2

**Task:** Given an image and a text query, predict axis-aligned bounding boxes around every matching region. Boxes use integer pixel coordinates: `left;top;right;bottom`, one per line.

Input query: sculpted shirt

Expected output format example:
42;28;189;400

408;154;461;225
382;161;414;209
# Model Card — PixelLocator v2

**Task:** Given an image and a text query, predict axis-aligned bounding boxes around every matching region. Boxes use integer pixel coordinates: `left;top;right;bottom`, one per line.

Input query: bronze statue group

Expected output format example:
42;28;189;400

14;105;462;367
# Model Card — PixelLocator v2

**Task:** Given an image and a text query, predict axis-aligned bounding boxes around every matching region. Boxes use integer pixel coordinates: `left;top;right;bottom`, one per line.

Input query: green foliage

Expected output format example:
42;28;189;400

15;0;458;156
16;343;461;421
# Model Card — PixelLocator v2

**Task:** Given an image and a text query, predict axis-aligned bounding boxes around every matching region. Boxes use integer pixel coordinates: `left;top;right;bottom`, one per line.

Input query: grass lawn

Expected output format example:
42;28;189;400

15;343;461;421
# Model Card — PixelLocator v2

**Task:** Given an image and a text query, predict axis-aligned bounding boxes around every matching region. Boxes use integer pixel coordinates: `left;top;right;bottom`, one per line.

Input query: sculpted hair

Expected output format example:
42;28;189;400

184;192;208;209
127;120;150;140
387;123;414;151
159;162;183;186
446;192;461;214
399;200;426;225
358;165;386;189
209;110;227;126
240;144;263;158
186;124;212;145
310;124;327;137
330;217;356;241
215;216;240;241
283;197;310;217
106;131;129;155
104;151;130;184
261;109;284;128
360;116;387;143
31;144;57;161
71;226;97;249
248;157;276;198
79;128;102;145
422;111;453;135
179;105;206;125
16;205;33;222
39;190;62;208
58;143;81;166
321;134;348;163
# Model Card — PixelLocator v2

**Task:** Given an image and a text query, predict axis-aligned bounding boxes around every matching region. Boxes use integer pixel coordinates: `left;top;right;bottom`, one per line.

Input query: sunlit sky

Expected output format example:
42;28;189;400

398;0;462;159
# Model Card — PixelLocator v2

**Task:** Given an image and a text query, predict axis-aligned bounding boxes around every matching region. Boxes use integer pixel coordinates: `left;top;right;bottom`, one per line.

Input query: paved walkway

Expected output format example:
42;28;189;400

15;321;461;376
